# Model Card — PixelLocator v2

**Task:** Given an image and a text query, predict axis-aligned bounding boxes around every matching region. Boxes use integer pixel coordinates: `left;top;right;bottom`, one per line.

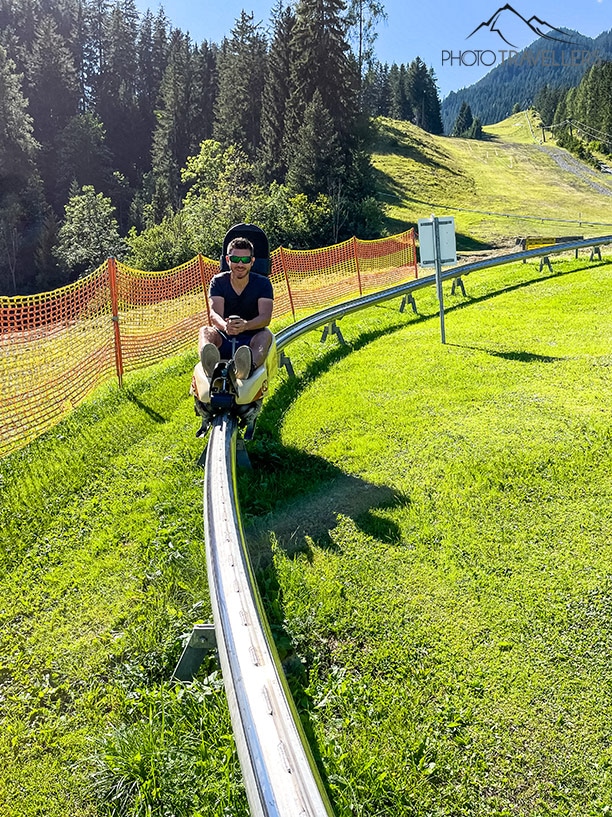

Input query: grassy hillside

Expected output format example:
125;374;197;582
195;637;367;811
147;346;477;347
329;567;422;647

372;111;612;249
2;252;612;815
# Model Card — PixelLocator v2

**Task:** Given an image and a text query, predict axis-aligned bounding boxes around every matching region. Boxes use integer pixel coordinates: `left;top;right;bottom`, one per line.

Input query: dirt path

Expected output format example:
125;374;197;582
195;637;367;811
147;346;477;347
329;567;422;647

539;146;612;197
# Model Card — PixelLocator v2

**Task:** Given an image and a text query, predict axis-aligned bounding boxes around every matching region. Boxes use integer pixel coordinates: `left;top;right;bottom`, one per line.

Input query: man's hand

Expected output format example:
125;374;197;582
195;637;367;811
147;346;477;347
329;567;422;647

226;315;247;335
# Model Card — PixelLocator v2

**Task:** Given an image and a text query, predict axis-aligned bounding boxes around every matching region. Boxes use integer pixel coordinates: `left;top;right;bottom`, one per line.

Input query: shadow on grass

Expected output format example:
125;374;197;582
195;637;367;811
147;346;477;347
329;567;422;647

241;316;419;560
456;233;492;252
449;345;564;363
125;388;167;423
245;464;407;562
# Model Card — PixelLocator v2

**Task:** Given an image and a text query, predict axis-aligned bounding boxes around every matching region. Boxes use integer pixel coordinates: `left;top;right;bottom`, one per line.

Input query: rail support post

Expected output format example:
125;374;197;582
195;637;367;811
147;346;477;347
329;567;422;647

321;320;345;345
590;246;602;262
278;350;296;378
236;437;252;469
400;293;418;314
540;256;553;273
451;276;466;296
172;623;217;682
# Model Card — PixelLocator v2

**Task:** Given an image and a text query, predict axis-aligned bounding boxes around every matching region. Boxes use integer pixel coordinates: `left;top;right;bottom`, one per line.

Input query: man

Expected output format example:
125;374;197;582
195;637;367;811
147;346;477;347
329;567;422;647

199;236;274;380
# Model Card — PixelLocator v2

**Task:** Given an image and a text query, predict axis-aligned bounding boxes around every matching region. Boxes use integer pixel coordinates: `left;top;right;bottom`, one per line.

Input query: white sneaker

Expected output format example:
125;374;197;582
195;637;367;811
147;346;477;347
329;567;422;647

200;343;220;377
233;345;252;379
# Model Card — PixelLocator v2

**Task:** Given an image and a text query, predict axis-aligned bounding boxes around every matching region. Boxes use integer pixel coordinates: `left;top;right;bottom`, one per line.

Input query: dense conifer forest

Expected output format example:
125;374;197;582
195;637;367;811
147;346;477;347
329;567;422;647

0;0;446;295
2;0;612;296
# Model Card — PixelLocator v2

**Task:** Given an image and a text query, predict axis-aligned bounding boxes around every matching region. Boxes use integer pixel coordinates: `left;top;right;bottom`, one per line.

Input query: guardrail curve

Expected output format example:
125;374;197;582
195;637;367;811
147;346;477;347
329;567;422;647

203;235;612;815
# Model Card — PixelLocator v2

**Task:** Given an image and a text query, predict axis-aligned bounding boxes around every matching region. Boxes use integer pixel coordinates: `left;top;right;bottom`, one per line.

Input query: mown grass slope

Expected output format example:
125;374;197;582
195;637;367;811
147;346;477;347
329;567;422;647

3;113;612;815
269;257;612;816
373;111;612;247
2;251;612;816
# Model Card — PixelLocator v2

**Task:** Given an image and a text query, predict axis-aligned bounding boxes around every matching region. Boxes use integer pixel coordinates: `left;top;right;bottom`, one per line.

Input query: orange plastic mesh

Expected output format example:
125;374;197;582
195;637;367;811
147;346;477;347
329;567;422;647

114;255;213;373
275;238;361;313
355;232;418;292
1;230;416;457
0;265;114;457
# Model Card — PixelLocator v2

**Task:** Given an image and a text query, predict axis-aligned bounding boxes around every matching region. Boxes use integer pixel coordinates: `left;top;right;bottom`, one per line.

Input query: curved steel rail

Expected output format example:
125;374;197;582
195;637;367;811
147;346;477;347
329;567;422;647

204;235;612;816
275;235;612;353
204;414;334;817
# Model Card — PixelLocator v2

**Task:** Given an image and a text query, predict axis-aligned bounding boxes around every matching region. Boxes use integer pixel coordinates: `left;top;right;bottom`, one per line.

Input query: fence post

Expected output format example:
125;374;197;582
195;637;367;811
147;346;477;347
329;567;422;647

409;230;419;278
198;253;211;322
279;247;296;320
108;257;124;388
353;236;363;295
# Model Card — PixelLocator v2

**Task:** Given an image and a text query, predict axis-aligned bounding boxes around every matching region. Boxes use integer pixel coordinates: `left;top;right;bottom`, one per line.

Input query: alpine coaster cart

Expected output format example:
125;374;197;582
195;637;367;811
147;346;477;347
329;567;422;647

190;223;278;445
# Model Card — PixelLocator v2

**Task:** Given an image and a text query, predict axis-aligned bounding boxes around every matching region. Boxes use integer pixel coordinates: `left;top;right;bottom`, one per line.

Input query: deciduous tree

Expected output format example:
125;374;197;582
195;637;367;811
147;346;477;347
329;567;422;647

54;184;126;277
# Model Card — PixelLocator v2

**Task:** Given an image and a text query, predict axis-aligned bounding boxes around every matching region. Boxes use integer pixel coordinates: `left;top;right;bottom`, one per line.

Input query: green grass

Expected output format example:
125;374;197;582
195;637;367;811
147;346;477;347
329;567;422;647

1;255;611;815
372;113;612;246
259;257;612;815
0;358;248;815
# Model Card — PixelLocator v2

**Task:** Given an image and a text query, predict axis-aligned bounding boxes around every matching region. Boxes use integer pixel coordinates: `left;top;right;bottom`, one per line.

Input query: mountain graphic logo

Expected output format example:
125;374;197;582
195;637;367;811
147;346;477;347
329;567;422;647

467;4;576;48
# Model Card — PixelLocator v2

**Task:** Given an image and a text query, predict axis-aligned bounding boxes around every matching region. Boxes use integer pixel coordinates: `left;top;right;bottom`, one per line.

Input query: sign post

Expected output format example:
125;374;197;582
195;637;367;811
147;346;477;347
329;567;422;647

417;215;457;344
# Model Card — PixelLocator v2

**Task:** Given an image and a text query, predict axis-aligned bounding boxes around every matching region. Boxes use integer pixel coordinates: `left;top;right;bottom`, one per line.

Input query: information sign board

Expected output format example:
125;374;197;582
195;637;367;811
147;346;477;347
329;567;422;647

418;217;457;266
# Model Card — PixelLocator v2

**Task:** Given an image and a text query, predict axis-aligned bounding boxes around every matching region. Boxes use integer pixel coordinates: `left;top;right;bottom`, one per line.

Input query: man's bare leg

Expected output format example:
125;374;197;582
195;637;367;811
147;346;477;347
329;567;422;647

198;325;222;354
249;328;273;368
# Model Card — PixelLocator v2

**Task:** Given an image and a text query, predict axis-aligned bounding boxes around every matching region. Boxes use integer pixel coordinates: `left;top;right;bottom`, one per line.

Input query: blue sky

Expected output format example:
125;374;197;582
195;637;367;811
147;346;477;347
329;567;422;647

134;0;611;99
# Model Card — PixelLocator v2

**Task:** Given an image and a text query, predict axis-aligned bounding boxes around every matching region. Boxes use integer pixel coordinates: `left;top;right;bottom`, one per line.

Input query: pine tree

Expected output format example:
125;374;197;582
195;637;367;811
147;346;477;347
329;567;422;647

95;0;141;185
151;30;199;219
22;14;80;147
0;43;47;295
64;0;93;111
286;89;343;196
534;83;567;128
452;101;474;137
0;45;39;182
465;117;483;139
192;40;218;144
388;63;409;120
85;0;113;105
362;61;390;117
55;112;114;205
259;0;295;183
21;13;81;214
134;10;168;174
423;66;444;134
405;57;443;134
213;11;267;157
283;0;357;165
345;0;387;104
596;64;612;152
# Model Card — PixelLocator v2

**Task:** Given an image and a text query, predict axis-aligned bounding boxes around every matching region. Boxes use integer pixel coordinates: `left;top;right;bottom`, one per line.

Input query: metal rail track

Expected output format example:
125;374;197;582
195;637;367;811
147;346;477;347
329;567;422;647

203;235;612;816
204;414;335;817
275;234;612;353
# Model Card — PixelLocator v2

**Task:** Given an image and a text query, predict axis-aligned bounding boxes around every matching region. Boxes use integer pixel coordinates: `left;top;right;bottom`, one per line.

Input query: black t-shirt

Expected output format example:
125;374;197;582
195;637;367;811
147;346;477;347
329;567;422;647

209;271;274;320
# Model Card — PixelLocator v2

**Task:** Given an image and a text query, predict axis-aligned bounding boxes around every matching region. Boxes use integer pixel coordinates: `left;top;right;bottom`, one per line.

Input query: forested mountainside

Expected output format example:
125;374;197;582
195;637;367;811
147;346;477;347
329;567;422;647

442;29;612;131
0;0;389;295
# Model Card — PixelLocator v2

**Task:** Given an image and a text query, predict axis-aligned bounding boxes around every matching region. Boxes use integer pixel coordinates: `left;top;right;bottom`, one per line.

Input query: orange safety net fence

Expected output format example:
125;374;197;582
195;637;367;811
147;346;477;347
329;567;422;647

114;255;215;375
1;229;416;458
